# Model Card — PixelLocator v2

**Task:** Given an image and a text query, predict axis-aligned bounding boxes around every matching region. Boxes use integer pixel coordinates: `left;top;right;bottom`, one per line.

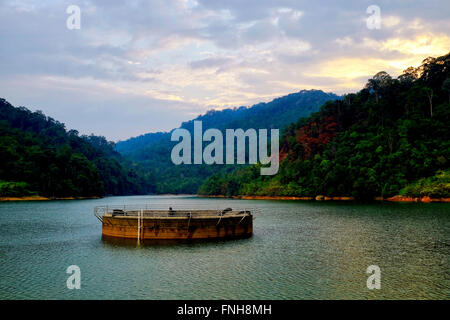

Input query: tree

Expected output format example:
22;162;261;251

442;78;450;104
365;71;392;103
423;87;434;117
398;66;419;83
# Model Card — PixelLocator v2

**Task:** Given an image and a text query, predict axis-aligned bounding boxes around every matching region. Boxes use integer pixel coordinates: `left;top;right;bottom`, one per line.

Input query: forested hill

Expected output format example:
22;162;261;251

199;53;450;199
0;99;154;197
116;89;339;155
180;89;340;133
115;89;340;194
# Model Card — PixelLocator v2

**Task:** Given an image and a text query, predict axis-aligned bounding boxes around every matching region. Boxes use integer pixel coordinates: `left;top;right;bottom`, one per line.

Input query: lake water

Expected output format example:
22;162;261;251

0;195;448;300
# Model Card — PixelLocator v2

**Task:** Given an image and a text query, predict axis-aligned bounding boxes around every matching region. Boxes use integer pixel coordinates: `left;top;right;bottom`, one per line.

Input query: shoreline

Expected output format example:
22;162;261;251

0;195;101;202
198;194;450;203
2;194;449;203
383;195;450;203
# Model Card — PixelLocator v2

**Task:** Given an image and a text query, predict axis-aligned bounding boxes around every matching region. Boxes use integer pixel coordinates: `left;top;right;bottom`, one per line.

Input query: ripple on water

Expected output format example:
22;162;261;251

0;197;449;299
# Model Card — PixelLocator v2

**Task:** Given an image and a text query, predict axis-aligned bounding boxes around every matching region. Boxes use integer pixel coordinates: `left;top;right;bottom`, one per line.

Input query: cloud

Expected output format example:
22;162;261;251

0;0;449;140
189;56;235;69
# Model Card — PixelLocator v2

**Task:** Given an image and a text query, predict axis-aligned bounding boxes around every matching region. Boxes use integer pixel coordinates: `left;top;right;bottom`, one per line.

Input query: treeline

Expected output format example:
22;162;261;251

199;53;450;199
0;99;155;197
401;170;450;198
116;90;340;194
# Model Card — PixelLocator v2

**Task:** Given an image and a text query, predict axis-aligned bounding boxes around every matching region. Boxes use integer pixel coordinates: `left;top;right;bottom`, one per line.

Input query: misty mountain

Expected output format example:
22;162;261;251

116;89;340;193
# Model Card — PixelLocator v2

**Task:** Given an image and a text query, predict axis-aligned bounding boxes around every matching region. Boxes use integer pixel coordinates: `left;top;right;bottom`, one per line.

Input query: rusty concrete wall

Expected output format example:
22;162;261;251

102;215;252;240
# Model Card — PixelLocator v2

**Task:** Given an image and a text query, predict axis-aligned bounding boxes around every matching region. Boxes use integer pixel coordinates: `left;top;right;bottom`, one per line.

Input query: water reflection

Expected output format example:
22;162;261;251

0;196;448;299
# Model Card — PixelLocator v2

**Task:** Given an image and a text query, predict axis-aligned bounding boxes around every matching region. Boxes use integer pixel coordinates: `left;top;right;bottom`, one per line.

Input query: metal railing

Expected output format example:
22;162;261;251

94;204;261;222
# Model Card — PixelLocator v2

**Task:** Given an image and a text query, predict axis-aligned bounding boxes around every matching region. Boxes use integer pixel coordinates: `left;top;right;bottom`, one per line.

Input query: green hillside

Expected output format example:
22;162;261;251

116;89;340;193
199;53;450;199
0;99;154;197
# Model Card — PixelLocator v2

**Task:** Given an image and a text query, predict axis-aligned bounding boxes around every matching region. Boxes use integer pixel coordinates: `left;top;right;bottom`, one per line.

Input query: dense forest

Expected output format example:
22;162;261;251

3;53;448;200
116;90;340;193
0;99;155;197
199;53;450;199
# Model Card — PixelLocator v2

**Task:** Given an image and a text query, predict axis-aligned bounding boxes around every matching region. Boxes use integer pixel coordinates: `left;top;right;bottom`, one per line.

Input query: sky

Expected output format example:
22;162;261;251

1;0;449;141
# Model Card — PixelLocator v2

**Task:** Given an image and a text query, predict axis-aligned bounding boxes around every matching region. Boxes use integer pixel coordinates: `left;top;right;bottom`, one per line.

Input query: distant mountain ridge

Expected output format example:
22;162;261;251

116;131;166;155
116;89;341;194
116;89;340;155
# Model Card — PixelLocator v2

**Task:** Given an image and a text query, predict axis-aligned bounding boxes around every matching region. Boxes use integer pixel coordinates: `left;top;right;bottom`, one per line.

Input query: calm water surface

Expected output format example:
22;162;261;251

0;195;448;299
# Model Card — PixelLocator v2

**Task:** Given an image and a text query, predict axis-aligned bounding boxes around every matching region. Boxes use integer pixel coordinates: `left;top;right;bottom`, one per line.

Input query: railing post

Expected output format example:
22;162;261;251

137;209;142;245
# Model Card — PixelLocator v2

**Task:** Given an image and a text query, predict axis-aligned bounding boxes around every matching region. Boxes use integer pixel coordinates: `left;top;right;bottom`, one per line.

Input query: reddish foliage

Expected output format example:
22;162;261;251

279;145;289;162
294;116;338;159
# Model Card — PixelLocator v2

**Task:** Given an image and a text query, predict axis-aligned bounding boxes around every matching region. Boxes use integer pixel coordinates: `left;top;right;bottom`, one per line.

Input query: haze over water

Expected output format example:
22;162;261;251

0;195;448;299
